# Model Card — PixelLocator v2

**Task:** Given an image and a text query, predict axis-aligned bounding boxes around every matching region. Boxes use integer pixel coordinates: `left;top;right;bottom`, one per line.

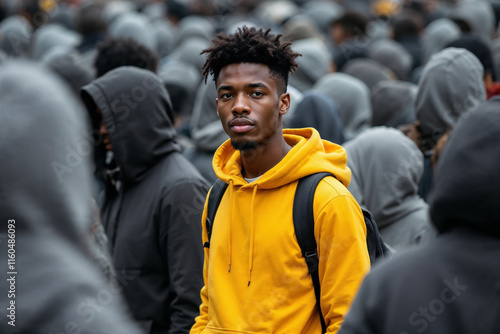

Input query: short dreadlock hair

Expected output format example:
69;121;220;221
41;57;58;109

201;26;301;94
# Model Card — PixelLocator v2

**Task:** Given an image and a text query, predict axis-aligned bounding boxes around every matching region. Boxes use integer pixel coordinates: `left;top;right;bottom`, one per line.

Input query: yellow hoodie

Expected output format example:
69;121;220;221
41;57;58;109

191;128;370;334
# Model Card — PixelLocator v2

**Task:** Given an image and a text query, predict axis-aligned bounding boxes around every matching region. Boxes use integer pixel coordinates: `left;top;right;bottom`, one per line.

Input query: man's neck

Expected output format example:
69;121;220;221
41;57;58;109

240;137;292;179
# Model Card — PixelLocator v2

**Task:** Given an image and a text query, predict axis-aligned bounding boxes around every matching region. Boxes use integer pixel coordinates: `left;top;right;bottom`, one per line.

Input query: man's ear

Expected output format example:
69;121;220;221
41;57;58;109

279;93;290;116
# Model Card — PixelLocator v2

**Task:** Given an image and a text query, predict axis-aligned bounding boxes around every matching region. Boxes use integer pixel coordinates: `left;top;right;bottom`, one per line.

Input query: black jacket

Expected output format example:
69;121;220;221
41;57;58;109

339;100;500;334
81;66;208;334
0;62;143;334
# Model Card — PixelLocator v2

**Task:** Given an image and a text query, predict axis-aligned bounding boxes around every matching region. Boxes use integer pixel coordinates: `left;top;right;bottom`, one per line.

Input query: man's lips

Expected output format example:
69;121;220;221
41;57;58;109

229;118;255;133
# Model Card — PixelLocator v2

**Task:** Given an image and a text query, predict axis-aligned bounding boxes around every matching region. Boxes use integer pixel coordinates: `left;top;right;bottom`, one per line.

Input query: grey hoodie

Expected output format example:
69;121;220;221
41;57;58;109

0;15;32;58
449;0;495;43
31;23;81;60
368;39;413;81
312;72;371;141
289;38;332;92
341;58;394;91
422;18;460;64
371;80;417;128
416;47;486;148
108;12;156;51
0;61;142;334
344;127;436;251
339;100;500;334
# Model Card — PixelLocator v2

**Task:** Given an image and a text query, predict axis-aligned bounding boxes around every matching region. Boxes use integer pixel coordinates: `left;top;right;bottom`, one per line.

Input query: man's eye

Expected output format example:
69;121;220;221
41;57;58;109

251;92;264;97
220;93;232;99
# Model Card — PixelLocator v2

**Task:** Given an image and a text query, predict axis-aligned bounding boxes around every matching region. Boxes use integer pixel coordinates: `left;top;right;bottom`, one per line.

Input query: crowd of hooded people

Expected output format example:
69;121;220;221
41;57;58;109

0;0;499;333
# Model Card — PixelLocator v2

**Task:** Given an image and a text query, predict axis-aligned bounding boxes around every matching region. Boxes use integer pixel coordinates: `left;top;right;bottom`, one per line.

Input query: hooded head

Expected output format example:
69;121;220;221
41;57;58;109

449;0;495;43
81;66;178;185
0;61;142;333
371;80;418;128
429;98;500;237
288;91;345;144
0;15;32;58
108;12;156;51
415;47;486;151
289;38;332;92
422;18;461;64
344;127;426;227
31;23;81;61
341;58;394;91
312;72;371;141
368;39;413;81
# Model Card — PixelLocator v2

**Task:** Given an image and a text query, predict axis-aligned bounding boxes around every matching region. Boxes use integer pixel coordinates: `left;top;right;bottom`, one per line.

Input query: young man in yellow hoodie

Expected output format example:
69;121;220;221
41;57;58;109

190;26;370;334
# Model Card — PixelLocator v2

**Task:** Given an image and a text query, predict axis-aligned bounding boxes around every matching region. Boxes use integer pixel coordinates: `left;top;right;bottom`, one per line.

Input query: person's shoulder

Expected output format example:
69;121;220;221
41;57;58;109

315;174;352;199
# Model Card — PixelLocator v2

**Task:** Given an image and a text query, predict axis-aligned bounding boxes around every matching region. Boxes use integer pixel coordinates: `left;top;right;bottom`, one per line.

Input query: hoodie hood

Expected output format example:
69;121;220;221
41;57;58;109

0;61;142;333
108;12;156;50
344;127;427;228
289;38;332;92
31;23;81;61
81;66;179;185
368;39;413;81
313;72;371;141
429;99;500;237
371;80;418;127
173;15;215;48
213;127;351;189
416;48;486;145
190;80;229;152
341;58;394;91
449;0;494;43
288;91;345;144
422;18;461;64
0;15;32;58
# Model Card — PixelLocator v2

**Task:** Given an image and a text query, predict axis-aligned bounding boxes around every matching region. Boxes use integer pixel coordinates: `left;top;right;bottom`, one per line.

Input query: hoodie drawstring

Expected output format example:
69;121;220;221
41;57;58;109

228;179;234;273
247;184;258;286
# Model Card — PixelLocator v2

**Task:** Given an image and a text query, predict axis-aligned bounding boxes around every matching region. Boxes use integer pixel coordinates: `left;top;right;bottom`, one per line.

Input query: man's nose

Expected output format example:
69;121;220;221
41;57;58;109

232;93;250;114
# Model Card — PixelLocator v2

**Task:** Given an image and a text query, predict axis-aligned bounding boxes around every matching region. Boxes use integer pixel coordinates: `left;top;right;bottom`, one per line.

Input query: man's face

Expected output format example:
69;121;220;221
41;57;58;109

96;107;112;151
216;63;290;151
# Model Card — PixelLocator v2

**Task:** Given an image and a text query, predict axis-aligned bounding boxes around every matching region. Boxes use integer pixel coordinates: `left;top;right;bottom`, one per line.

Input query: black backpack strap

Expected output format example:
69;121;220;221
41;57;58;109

293;172;333;333
204;179;228;248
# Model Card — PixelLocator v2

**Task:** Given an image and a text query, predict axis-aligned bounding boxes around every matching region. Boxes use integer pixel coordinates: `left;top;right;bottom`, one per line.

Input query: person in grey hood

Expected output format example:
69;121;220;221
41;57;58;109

344;127;436;252
184;80;228;183
371;80;417;128
288;91;345;144
410;47;486;201
288;37;333;92
0;15;32;58
339;100;500;334
341;58;394;91
81;66;208;334
0;61;143;334
312;72;371;141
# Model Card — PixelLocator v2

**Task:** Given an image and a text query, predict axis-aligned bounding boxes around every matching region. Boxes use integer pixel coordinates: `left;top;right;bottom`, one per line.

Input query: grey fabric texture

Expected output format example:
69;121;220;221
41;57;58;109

289;38;332;92
341;58;394;91
0;61;142;334
371;80;418;128
108;12;156;50
368;39;413;81
312;72;371;141
31;23;81;61
416;47;486;143
449;0;495;43
344;127;435;251
0;15;32;58
429;99;500;237
422;18;461;64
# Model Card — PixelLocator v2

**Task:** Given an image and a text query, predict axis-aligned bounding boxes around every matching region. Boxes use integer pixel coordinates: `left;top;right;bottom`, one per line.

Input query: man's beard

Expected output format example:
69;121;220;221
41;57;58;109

231;140;258;151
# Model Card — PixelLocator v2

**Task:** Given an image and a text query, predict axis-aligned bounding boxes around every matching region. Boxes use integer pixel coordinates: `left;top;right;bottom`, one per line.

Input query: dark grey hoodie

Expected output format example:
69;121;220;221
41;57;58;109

339;100;500;334
344;127;436;251
81;66;208;334
0;61;143;334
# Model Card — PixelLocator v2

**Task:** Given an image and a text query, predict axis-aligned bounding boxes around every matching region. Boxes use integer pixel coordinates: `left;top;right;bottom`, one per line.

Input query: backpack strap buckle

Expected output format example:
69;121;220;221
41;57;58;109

304;250;319;273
